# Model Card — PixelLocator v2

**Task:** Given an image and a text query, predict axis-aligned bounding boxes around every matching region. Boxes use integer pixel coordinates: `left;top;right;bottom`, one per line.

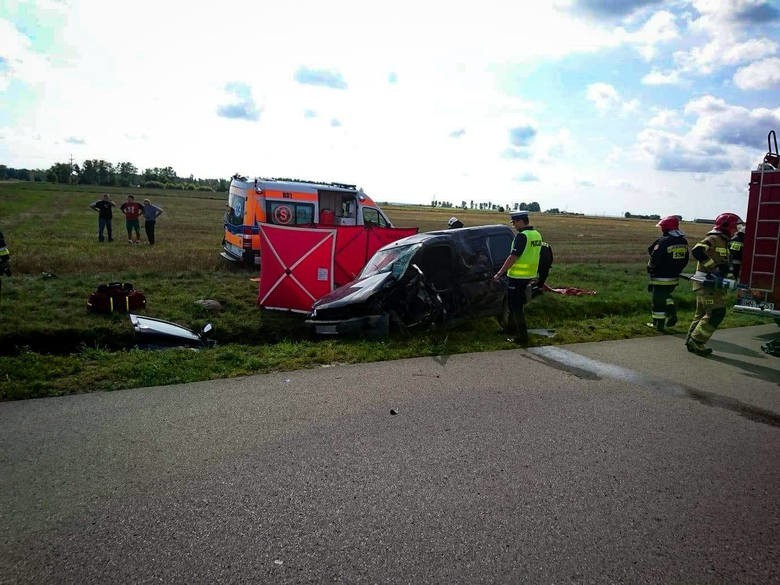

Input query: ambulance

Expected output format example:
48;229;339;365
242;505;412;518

221;175;395;266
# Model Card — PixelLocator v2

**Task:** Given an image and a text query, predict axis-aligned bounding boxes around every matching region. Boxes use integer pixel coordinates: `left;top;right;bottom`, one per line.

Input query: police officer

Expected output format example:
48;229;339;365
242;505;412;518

646;215;689;331
447;216;464;229
493;210;543;345
685;212;742;356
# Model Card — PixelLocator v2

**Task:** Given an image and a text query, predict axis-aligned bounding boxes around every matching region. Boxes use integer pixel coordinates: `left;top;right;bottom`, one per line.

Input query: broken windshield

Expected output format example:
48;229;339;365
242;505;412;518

359;243;421;280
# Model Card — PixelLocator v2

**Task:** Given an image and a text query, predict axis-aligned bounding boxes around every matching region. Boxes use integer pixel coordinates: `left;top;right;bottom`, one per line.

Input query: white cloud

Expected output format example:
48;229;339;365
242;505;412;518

647;109;684;128
0;18;52;88
636;96;780;174
1;0;777;220
642;69;682;85
733;57;780;89
586;83;640;115
674;37;778;75
619;10;680;61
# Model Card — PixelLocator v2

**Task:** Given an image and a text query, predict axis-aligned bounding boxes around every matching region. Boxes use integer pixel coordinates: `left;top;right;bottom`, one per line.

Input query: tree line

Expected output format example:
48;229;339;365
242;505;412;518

0;160;229;192
432;200;542;213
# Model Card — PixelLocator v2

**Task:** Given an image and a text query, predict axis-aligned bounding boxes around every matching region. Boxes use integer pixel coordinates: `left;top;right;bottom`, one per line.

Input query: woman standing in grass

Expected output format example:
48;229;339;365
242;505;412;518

142;198;164;245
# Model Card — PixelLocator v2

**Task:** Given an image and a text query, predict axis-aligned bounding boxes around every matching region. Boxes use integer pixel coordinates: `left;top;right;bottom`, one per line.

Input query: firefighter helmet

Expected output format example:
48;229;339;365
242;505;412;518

656;215;680;232
714;212;742;235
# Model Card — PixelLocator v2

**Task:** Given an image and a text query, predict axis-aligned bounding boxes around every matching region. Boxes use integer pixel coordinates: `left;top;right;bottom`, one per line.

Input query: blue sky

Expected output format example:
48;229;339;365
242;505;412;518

1;0;779;219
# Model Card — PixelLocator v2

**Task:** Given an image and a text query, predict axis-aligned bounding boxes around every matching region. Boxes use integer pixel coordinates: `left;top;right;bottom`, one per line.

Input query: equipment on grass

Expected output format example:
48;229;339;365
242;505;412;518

87;282;147;314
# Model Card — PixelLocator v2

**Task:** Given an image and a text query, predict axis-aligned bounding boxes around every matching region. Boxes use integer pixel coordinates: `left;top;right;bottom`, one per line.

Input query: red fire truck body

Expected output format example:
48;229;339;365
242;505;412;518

734;131;780;323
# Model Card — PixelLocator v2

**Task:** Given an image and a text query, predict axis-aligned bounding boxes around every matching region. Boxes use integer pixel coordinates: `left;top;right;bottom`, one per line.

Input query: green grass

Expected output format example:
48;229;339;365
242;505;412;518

0;181;769;400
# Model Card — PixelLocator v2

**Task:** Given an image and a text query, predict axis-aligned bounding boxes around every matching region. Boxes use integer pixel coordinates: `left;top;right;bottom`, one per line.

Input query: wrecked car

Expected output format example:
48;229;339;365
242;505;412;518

129;314;216;349
305;224;516;337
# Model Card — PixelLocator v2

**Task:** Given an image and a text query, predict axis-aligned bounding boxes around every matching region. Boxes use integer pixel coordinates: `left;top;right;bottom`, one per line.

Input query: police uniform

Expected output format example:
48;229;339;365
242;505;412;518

686;230;731;354
646;231;689;330
499;211;543;345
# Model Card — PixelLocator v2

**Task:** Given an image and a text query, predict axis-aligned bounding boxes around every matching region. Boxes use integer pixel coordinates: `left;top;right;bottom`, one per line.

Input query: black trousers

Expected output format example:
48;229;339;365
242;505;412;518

144;220;156;245
506;278;532;342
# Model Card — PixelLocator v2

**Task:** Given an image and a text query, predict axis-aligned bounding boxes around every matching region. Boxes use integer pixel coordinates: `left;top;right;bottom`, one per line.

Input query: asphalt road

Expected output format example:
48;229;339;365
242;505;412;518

1;325;779;584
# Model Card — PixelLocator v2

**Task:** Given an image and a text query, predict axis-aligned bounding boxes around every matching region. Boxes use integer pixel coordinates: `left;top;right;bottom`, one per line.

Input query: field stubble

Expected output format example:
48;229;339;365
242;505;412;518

0;183;763;399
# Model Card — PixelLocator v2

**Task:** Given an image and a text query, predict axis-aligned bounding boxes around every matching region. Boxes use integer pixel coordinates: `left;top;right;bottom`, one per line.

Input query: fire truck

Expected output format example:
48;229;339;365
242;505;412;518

221;175;394;266
733;130;780;333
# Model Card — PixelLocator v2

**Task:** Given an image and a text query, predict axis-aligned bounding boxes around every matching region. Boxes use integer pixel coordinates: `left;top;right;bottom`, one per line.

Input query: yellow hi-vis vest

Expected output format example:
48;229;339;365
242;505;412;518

507;229;542;279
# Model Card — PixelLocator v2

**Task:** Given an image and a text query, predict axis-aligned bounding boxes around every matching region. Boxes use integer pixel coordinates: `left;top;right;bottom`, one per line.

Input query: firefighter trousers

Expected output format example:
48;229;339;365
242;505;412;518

648;283;678;328
687;288;726;345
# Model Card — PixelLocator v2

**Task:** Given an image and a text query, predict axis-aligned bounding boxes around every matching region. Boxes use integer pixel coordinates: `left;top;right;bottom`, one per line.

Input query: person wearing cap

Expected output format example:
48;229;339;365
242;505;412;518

447;216;464;229
646;215;689;332
492;210;543;345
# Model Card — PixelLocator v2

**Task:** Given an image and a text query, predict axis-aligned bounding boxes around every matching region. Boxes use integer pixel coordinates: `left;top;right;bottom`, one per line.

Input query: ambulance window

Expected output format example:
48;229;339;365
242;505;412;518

226;195;245;226
266;202;315;226
363;207;388;227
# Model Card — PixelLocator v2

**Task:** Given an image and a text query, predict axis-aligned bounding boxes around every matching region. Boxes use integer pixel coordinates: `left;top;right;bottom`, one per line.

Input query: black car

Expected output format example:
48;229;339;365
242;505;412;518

305;224;517;337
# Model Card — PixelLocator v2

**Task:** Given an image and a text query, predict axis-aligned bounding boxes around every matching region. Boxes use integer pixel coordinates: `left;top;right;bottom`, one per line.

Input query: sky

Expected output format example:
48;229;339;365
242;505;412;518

1;0;779;220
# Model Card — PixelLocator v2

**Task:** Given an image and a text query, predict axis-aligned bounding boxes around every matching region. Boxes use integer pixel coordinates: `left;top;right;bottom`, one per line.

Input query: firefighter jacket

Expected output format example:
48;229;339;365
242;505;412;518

508;227;542;279
0;230;8;259
728;232;744;276
647;233;688;285
691;230;730;290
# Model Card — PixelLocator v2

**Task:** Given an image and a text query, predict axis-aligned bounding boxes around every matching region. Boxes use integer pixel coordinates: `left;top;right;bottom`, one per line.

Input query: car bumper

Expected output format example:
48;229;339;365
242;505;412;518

305;314;389;337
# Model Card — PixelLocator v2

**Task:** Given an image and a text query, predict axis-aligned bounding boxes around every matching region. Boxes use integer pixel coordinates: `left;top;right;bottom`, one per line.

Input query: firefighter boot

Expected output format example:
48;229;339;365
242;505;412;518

645;318;665;332
665;303;677;328
686;339;713;356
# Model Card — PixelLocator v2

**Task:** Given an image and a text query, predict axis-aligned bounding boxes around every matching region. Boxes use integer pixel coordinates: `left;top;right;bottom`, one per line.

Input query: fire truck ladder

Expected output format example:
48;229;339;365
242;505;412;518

747;130;780;300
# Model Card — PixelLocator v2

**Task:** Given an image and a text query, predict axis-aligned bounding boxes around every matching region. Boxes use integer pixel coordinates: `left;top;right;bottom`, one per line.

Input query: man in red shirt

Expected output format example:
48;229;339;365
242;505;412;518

120;195;144;244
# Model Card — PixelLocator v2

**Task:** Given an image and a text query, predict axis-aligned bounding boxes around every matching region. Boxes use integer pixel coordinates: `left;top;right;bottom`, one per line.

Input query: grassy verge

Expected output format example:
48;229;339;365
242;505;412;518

0;182;769;400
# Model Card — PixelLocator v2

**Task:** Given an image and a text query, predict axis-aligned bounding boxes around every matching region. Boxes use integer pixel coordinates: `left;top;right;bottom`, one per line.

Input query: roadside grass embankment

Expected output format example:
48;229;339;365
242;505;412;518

0;182;766;400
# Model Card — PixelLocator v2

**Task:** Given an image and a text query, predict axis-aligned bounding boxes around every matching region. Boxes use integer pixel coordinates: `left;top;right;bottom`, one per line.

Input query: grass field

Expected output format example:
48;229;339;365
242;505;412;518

0;181;765;400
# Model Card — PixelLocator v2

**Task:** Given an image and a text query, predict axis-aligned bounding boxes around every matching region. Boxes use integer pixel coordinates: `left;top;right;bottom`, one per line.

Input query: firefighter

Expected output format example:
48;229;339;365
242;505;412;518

493;210;543;345
728;220;745;278
646;215;689;331
685;212;742;356
0;229;10;304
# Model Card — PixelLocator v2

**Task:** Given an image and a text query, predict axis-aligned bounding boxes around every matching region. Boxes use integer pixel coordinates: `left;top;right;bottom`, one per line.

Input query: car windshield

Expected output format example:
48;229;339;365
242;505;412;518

359;243;421;280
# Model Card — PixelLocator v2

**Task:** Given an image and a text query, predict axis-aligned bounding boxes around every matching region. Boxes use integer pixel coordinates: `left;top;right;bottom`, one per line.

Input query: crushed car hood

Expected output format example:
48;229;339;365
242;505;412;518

312;272;393;311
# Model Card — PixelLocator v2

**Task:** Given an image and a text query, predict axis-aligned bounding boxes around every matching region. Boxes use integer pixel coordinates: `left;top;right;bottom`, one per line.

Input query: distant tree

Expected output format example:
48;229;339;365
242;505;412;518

528;202;540;212
47;162;73;183
117;162;137;186
80;160;98;184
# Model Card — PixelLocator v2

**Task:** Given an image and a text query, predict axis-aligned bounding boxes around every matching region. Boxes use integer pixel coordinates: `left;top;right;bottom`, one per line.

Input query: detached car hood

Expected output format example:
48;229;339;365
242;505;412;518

312;272;393;311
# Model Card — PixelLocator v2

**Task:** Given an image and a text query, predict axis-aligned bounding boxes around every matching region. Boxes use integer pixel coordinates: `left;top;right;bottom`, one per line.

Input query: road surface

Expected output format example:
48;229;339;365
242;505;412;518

1;325;778;584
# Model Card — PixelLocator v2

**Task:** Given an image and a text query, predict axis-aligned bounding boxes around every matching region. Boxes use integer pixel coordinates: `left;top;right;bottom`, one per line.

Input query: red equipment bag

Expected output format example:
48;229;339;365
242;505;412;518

87;282;147;313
